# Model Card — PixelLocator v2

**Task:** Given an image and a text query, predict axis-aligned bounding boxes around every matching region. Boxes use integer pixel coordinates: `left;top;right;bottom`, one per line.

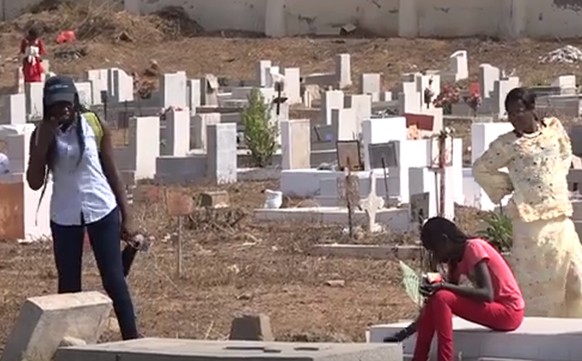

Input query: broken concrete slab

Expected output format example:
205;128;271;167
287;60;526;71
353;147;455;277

2;291;112;361
229;313;274;341
55;338;403;361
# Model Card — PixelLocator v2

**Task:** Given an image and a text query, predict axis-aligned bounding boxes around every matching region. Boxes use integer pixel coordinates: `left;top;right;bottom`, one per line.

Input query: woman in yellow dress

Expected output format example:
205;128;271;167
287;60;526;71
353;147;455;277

473;87;582;317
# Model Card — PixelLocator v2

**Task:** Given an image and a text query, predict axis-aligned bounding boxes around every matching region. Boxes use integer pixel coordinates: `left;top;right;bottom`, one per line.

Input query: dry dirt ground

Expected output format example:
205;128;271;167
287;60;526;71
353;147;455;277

0;1;569;347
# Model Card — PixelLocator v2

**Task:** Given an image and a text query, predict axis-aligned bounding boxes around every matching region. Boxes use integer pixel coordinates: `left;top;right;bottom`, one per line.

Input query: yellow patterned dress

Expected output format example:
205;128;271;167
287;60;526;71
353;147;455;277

473;117;582;317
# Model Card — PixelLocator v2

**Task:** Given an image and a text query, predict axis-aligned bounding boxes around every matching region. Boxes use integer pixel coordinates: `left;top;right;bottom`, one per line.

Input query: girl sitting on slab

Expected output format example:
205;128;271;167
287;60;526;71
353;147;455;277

384;217;524;361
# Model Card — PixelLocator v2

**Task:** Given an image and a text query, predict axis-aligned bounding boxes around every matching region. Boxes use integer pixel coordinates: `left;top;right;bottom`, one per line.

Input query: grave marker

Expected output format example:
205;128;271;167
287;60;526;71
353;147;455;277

207;123;237;184
336;140;363;171
2;292;112;361
359;172;385;233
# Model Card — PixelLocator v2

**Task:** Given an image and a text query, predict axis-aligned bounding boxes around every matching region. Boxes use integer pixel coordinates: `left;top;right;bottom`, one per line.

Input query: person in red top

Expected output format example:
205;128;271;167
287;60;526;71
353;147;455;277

384;216;524;361
20;26;47;83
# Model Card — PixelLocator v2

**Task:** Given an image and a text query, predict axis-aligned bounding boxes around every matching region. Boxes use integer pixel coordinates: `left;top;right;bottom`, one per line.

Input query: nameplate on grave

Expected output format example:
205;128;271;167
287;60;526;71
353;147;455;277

336;140;363;171
368;142;399;169
410;192;430;224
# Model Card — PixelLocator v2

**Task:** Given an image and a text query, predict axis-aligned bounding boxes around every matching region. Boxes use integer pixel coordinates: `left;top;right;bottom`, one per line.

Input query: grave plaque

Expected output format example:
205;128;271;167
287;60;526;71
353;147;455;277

368;141;399;169
410;192;430;224
336;140;363;171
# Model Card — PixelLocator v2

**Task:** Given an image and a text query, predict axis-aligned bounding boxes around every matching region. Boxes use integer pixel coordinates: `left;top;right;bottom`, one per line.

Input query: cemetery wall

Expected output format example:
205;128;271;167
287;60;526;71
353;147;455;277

6;0;582;39
0;0;121;21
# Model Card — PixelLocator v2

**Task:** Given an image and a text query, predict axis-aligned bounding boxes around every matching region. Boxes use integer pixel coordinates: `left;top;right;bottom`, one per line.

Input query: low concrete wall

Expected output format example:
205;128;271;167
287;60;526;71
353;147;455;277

9;0;582;38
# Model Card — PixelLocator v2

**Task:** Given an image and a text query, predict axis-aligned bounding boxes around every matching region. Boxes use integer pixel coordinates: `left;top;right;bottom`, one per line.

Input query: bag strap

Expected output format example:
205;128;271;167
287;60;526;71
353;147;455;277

83;111;103;151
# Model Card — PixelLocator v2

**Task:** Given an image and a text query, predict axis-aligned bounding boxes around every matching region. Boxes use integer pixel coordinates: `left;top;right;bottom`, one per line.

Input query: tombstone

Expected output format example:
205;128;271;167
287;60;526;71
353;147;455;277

336;140;363;171
552;75;577;95
282;68;301;104
162;108;190;156
15;67;25;94
192;113;221;150
115;116;160;180
344;94;372;132
281;119;310;169
571;125;582;156
187;79;201;114
161;71;187;109
74;82;93;106
87;69;108;104
207;123;237;184
1;93;26;125
229;313;274;341
332;108;357;141
492;77;520;118
0;125;52;241
368;142;399;170
335;54;352;89
479;64;500;99
256;60;272;87
202;74;219;106
361;73;381;101
361;117;407;170
409;191;430;224
449;50;469;81
321;90;344;125
1;291;112;361
416;72;440;110
25;82;43;120
399;77;422;114
111;68;134;103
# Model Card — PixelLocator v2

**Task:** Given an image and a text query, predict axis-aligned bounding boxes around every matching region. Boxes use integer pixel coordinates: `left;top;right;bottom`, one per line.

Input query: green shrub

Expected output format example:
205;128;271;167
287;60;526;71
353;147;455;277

477;212;513;252
242;88;278;167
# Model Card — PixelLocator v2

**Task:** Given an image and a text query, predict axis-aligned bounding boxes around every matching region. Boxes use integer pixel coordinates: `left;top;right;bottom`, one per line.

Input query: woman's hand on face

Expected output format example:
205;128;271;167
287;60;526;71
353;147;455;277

36;116;59;147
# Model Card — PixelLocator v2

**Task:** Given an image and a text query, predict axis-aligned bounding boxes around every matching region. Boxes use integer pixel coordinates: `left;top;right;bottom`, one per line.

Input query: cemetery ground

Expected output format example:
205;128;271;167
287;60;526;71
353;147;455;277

0;179;484;349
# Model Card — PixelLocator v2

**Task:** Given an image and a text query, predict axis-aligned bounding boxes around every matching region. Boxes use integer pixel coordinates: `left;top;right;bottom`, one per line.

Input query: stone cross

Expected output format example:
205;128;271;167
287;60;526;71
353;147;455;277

359;172;385;233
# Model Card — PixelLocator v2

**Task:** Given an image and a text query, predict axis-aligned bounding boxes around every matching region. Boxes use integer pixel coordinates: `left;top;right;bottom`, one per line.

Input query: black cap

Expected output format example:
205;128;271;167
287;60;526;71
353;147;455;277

44;75;77;106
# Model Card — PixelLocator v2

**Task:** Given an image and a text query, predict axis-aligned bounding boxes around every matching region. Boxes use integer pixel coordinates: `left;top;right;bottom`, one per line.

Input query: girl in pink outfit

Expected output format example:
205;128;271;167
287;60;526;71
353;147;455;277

384;217;525;361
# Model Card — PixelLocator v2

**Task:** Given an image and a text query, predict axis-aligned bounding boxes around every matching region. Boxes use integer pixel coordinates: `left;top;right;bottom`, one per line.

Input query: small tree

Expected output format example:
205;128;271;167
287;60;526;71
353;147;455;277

242;88;278;167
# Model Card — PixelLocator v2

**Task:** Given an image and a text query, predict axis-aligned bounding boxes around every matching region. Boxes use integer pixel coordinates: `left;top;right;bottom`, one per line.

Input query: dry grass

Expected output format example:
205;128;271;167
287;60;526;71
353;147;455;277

0;181;423;348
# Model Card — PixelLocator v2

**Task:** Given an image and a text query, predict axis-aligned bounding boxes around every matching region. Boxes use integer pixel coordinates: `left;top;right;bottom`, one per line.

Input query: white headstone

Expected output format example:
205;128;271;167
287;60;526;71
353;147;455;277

163;108;190;156
281;119;311;169
161;71;187;109
479;64;500;99
207;123;237;184
335;54;351;89
321;90;344;125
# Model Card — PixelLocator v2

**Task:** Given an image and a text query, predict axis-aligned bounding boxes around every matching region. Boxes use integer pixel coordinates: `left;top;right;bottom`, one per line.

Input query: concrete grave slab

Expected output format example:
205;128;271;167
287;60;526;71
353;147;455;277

2;291;112;361
55;338;403;361
369;317;582;361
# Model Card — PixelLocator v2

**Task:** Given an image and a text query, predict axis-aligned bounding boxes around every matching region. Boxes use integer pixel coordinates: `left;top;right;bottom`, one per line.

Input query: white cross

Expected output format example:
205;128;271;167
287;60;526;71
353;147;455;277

359;171;384;232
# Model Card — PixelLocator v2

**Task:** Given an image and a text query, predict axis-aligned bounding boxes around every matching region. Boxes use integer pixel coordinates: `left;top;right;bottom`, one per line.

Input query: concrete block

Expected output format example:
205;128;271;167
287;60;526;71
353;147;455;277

2;291;112;361
229;313;274;341
55;339;403;361
369;317;582;361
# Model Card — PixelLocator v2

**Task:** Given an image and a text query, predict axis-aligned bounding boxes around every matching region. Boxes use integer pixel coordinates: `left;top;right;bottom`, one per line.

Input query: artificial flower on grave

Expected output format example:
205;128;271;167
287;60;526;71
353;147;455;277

463;90;482;117
407;124;421;140
433;84;461;114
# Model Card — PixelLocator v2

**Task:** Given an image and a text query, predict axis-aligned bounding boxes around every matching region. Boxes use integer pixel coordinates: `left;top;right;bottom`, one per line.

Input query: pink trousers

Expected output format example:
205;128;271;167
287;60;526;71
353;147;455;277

412;290;524;361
